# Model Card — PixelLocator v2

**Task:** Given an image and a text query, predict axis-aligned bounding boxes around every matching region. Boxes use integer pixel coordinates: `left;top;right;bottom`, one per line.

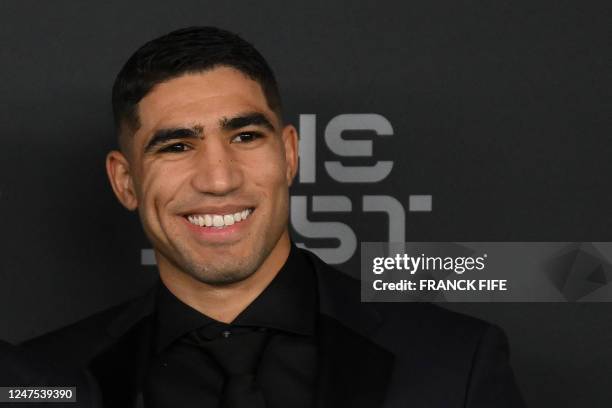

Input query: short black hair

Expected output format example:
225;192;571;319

111;26;282;149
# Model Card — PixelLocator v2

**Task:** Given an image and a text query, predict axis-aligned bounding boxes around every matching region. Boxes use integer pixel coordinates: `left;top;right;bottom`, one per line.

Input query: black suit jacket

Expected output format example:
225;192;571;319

0;339;101;408
22;248;526;408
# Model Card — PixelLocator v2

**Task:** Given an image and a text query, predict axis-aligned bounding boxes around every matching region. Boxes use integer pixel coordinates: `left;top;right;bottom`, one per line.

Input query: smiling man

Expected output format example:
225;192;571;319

106;65;298;324
23;27;525;408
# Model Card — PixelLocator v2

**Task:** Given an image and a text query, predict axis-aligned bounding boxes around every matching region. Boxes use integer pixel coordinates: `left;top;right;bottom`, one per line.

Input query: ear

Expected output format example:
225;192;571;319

281;124;299;186
106;150;138;210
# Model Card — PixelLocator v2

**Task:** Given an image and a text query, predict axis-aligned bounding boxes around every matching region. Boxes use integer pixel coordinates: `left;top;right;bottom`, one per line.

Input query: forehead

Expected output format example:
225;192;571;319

136;67;276;133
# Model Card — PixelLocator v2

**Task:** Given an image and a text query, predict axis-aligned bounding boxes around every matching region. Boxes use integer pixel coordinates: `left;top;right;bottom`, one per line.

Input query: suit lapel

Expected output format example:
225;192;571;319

316;314;394;408
89;286;157;408
301;248;395;408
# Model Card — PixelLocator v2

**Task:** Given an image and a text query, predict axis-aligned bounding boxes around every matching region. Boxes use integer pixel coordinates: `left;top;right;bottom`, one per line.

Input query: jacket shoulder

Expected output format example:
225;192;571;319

21;289;155;368
299;246;495;344
299;247;525;406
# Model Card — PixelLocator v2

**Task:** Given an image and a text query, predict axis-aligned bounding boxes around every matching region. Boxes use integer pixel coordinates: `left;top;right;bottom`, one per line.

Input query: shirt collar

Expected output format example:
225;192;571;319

154;284;217;353
155;242;317;353
232;242;317;336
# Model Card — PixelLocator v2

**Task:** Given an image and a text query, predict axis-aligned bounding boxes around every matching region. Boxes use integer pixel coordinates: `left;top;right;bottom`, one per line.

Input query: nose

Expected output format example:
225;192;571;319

190;137;243;196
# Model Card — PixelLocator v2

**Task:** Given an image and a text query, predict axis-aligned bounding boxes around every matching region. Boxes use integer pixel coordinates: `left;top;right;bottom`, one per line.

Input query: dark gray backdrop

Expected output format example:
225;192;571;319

1;0;610;406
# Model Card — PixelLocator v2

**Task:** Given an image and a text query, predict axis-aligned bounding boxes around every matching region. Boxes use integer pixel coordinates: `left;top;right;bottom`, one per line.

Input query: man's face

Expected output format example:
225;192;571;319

107;67;298;285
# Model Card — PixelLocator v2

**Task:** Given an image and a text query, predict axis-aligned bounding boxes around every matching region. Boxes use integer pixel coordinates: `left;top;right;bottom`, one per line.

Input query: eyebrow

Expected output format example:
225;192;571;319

143;112;275;153
220;112;275;132
144;126;203;153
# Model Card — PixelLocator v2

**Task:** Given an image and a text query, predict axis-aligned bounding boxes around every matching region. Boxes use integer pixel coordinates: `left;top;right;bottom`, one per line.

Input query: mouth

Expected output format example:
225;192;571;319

184;207;255;229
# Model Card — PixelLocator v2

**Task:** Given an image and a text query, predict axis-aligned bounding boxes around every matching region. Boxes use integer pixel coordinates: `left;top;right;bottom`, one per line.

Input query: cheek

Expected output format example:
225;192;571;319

248;156;287;197
138;162;189;220
249;161;290;225
246;143;289;187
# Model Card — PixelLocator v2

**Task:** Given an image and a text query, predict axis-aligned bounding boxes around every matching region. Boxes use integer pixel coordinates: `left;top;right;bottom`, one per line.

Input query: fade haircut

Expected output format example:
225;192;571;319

111;26;282;151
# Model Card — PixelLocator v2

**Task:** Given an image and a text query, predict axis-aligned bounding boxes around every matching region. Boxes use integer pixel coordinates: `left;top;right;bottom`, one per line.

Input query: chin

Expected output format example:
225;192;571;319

181;252;263;286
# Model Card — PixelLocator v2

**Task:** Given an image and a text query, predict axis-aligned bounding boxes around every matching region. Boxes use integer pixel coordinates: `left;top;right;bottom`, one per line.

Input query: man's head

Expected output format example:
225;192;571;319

112;26;283;152
106;27;298;286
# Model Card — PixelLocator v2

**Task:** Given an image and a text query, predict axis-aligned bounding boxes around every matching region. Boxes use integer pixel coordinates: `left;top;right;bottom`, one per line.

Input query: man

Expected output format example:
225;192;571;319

24;27;526;407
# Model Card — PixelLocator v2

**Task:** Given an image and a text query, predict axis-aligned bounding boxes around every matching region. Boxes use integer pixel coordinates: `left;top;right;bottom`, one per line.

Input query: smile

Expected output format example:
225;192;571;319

186;208;253;228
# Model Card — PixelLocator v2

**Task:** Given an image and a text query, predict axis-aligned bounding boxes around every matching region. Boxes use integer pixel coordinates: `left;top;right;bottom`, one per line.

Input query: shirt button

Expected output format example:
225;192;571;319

222;330;232;338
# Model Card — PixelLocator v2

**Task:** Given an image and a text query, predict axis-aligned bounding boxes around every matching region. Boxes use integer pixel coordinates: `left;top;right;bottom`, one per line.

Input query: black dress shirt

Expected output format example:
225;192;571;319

143;244;319;408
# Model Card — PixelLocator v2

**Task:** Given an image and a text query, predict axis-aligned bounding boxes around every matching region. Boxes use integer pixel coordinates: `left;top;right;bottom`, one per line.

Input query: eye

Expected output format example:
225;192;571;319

159;143;190;153
231;132;262;143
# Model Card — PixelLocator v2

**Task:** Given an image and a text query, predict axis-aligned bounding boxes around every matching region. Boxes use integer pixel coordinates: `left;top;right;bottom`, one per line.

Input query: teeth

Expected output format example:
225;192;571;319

212;215;224;227
188;208;252;228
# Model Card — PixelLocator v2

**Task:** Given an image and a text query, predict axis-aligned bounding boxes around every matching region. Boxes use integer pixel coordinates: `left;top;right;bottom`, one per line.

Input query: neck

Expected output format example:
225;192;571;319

157;232;291;323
